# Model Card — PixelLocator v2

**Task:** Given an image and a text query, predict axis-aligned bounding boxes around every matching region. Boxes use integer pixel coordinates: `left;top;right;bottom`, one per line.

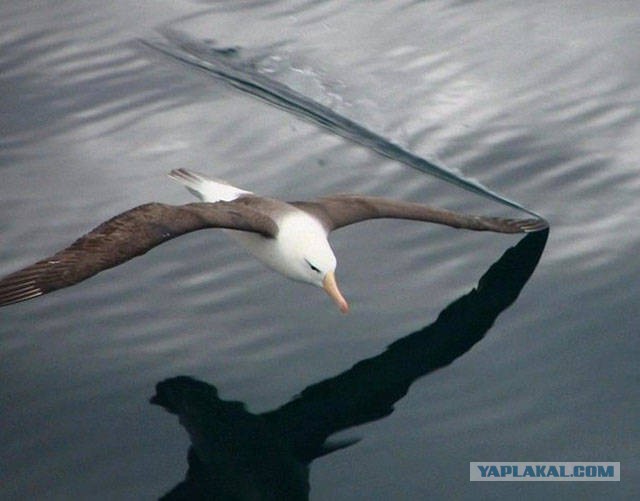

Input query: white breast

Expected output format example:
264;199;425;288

227;209;333;283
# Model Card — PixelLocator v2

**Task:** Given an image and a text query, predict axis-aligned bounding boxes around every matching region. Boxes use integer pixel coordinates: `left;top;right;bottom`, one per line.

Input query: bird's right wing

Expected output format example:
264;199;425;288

0;201;278;307
292;194;548;234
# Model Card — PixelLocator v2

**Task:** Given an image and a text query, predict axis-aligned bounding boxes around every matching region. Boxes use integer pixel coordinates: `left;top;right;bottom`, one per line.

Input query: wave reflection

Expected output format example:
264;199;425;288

140;30;544;219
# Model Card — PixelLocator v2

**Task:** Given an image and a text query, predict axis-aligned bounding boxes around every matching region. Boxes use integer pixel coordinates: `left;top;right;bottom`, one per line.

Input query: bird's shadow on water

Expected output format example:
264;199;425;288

151;230;548;500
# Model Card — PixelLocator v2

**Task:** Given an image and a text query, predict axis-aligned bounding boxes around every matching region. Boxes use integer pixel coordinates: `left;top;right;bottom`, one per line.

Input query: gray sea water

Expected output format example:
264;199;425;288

1;1;638;499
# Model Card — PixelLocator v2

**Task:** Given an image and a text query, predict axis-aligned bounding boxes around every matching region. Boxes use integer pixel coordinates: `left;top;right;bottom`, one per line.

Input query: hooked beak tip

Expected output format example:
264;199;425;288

322;271;349;314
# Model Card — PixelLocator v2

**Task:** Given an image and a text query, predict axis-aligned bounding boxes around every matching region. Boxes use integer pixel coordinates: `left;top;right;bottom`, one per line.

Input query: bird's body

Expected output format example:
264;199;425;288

230;210;334;283
169;169;339;296
0;169;547;312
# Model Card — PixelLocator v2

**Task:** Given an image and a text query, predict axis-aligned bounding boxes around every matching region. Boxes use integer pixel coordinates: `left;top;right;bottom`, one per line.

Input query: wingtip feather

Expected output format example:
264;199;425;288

0;283;43;306
520;218;549;233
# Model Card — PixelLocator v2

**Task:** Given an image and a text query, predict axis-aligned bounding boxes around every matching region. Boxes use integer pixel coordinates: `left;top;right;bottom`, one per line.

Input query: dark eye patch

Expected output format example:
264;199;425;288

305;259;321;273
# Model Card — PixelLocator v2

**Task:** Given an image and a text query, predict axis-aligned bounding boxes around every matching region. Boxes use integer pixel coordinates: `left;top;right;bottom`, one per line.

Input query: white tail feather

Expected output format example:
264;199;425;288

168;169;252;202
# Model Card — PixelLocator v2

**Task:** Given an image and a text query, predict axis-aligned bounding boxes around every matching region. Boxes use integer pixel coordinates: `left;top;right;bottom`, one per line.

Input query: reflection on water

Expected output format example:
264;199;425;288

152;231;547;499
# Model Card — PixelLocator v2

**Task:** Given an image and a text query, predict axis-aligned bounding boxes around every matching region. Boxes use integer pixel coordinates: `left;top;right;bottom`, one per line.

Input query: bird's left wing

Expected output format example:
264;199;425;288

0;201;278;307
291;194;547;233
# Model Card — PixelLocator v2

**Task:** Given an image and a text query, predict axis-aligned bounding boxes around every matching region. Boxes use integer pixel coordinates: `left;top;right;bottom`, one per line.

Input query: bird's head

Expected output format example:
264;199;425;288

280;215;349;313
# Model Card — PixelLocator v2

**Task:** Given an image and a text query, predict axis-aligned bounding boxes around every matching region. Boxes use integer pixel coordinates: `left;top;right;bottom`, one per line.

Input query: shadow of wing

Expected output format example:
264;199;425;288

265;230;548;462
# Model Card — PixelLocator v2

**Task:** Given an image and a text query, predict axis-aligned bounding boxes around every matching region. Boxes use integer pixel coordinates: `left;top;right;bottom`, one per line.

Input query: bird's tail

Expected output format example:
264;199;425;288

168;168;252;202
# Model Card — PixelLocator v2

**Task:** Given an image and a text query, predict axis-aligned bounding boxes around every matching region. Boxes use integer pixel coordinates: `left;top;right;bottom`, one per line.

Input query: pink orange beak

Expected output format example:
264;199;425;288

323;271;349;313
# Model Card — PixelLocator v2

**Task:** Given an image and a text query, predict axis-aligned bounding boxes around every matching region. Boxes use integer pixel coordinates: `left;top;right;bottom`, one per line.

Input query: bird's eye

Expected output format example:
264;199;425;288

305;259;321;273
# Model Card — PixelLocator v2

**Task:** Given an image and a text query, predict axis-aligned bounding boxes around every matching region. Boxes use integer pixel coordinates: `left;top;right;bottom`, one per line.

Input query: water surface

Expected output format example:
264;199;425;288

1;1;638;499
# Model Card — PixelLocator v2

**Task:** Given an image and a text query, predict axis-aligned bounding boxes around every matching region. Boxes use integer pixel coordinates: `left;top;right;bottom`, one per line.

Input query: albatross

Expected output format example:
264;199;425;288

0;169;547;312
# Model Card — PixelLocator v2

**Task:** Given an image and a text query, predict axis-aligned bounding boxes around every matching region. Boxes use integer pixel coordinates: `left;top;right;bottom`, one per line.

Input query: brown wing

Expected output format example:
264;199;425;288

0;201;278;307
291;194;548;233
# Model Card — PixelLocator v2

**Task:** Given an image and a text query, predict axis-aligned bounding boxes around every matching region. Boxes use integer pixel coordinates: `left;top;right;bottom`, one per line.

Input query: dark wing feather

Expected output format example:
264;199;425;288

0;201;278;307
291;195;548;233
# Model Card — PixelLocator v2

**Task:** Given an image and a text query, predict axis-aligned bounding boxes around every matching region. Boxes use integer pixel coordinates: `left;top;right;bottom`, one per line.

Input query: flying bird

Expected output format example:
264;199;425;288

0;169;547;311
